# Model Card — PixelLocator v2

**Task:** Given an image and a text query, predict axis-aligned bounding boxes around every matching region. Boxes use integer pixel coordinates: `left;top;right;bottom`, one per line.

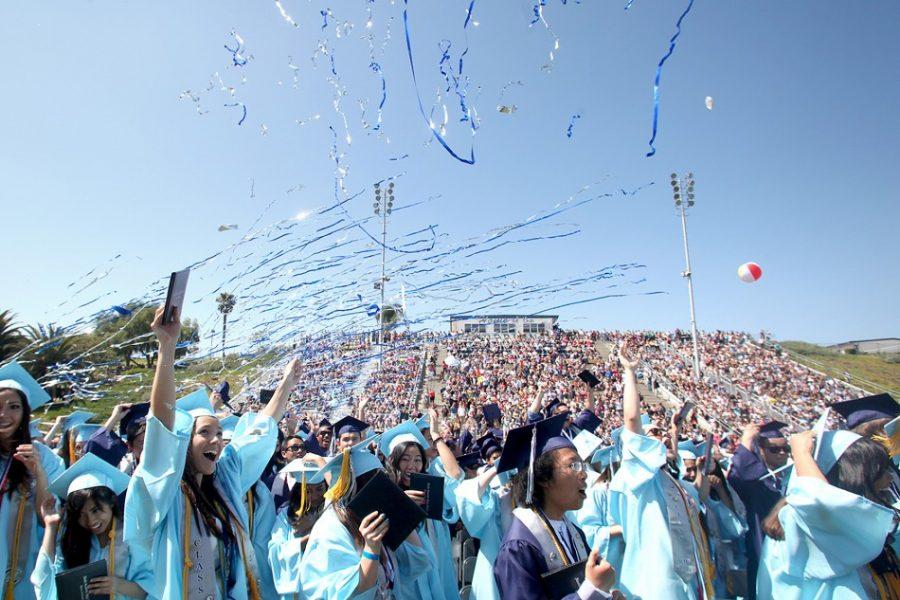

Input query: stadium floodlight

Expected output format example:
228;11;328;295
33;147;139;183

374;181;397;370
672;172;702;381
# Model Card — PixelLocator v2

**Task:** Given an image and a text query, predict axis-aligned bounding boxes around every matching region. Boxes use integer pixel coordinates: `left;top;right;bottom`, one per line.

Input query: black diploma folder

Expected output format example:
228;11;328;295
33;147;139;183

55;559;108;600
347;470;426;551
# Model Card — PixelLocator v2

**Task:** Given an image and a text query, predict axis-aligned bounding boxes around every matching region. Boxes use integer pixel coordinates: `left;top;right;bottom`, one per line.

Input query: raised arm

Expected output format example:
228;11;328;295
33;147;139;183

260;358;302;422
429;408;462;481
149;306;181;431
102;403;133;433
790;430;825;482
618;340;642;434
528;384;546;416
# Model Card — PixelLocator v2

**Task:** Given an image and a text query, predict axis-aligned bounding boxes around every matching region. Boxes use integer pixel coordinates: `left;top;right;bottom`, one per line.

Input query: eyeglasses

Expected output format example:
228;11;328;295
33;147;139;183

285;445;303;452
566;461;589;473
764;446;790;455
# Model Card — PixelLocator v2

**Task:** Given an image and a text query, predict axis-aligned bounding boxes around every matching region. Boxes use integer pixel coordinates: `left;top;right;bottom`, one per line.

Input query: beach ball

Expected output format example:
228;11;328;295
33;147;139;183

737;262;762;283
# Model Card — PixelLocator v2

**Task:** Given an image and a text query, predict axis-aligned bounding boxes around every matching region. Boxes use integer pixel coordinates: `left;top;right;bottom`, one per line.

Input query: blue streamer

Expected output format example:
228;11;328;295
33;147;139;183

225;102;247;125
566;114;581;138
321;8;331;30
402;0;475;164
224;31;248;67
646;0;696;157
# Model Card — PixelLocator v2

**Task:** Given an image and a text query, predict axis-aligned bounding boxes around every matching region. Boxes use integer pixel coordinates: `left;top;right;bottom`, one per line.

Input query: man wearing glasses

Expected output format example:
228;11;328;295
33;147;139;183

271;434;308;507
727;420;790;600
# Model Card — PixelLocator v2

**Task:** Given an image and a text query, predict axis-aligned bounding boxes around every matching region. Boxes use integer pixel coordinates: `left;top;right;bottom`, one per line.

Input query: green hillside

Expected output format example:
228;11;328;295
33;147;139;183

780;341;900;396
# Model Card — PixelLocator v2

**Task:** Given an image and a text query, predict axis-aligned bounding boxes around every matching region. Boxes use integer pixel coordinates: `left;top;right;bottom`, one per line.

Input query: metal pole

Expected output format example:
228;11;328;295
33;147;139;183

677;181;701;380
379;207;387;371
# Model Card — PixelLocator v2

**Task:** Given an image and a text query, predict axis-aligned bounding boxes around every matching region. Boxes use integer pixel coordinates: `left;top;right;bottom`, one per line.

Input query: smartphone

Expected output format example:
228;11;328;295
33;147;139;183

163;268;190;324
577;369;601;388
676;401;695;425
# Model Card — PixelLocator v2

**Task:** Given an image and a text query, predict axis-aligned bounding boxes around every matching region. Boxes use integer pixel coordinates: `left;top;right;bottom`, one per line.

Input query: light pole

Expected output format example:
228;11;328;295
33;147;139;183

373;181;394;370
670;172;701;381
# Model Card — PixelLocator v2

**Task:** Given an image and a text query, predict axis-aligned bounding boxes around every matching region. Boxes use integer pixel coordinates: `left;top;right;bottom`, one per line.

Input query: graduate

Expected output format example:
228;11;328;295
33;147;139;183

54;410;95;467
568;443;623;571
84;402;150;475
32;453;155;599
268;458;326;599
123;306;299;600
726;419;789;599
0;362;67;599
606;341;715;599
492;412;617;600
379;420;454;600
333;416;369;452
271;434;312;508
756;429;900;598
299;440;431;600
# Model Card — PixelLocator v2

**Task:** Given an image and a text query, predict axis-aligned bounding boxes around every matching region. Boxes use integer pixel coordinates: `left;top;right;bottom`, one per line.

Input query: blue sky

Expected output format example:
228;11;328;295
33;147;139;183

1;0;898;346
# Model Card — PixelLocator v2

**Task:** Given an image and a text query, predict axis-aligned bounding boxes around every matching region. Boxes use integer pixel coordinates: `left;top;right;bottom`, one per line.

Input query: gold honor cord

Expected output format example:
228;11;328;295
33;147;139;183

3;493;28;599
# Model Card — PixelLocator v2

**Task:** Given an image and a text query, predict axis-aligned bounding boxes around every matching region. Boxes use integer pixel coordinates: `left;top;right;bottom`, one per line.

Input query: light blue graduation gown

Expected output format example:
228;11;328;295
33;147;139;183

31;524;155;600
608;429;707;600
268;507;305;599
454;477;510;600
423;458;462;600
568;481;624;575
0;443;64;600
299;504;431;600
757;476;895;599
247;480;277;599
123;410;277;599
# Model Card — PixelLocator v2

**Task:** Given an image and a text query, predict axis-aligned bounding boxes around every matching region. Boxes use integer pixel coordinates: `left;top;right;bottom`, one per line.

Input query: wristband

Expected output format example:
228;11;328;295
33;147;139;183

362;550;379;562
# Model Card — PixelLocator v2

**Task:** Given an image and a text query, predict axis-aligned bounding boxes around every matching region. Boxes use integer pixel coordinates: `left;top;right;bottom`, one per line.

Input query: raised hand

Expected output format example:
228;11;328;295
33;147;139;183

584;548;617;592
150;305;181;350
618;340;640;371
359;511;389;554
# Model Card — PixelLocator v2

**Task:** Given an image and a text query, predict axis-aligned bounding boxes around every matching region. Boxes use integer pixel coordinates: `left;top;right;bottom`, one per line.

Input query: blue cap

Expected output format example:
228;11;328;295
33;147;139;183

176;388;215;418
573;430;603;461
832;394;899;430
333;415;369;438
62;411;95;434
312;441;384;485
816;430;861;475
677;440;699;461
0;361;51;409
280;457;324;480
48;452;130;498
29;419;42;439
590;445;619;468
574;411;602;434
379;421;430;457
415;413;431;431
73;424;101;444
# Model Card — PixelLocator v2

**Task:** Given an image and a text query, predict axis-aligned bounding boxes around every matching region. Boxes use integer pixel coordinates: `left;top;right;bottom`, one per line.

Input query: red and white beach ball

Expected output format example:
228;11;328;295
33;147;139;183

737;262;763;283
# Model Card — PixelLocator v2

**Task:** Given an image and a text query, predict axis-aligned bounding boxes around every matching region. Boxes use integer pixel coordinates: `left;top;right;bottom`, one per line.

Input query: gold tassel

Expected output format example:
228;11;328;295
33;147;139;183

872;431;900;459
294;473;308;519
68;433;76;466
324;449;351;503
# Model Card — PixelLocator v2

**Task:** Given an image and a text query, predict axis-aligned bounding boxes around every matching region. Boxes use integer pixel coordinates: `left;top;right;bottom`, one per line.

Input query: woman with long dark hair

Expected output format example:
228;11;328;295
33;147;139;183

268;458;326;599
299;441;429;599
31;453;154;599
0;361;65;599
757;429;900;598
123;306;299;599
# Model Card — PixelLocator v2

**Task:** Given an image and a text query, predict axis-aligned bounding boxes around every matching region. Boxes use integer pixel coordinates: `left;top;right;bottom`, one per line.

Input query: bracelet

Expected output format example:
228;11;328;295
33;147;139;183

361;549;379;562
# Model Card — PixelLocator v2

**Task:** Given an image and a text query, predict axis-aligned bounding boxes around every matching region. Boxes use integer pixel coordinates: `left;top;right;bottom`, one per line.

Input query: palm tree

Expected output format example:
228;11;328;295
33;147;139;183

0;310;24;363
21;323;74;379
216;293;237;360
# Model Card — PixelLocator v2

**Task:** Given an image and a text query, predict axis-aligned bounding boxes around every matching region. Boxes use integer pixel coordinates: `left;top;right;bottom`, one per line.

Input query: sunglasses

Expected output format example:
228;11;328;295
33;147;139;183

285;444;304;452
764;446;790;455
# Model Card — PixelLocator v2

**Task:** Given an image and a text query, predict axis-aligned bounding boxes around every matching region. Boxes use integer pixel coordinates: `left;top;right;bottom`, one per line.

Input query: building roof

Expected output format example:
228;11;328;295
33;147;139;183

829;337;900;346
448;314;559;321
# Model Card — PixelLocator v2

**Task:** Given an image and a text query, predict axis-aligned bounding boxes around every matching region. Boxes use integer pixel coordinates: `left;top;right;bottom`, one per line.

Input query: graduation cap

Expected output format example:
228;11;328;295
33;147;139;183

496;413;572;504
73;424;101;444
477;432;503;460
482;402;502;423
759;420;788;439
574;410;602;434
62;411;95;434
415;414;431;431
220;415;240;441
315;441;384;503
457;451;482;470
119;403;150;440
333;415;369;438
319;417;333;428
379;421;430;457
215;381;231;405
832;394;900;431
884;415;900;466
0;361;51;409
48;453;130;499
280;457;325;517
816;430;862;475
543;398;566;417
677;440;699;461
572;430;603;462
176;388;215;419
590;446;619;469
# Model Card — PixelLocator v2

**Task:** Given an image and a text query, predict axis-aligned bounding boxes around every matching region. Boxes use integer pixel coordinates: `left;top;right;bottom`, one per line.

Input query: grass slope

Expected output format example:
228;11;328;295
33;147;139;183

780;341;900;396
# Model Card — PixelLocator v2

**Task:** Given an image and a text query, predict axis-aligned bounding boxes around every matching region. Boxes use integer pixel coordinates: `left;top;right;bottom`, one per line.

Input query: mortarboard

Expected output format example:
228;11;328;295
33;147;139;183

590;446;619;468
482;403;502;423
832;394;899;431
315;441;384;502
415;414;431;431
379;421;430;457
572;430;603;462
496;413;571;474
543;398;565;417
759;420;788;439
48;453;130;499
333;415;369;438
119;403;150;440
457;452;482;470
29;419;42;439
73;424;101;444
319;418;333;428
62;411;95;434
280;457;323;479
815;430;861;475
215;381;231;405
884;415;900;466
574;410;602;434
0;361;51;410
176;388;215;419
677;440;699;461
220;415;239;440
477;433;503;461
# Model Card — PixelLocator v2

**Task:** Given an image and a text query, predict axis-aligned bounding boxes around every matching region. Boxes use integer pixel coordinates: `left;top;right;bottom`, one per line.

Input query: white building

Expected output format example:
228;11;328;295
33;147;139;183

829;338;900;355
449;314;558;335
